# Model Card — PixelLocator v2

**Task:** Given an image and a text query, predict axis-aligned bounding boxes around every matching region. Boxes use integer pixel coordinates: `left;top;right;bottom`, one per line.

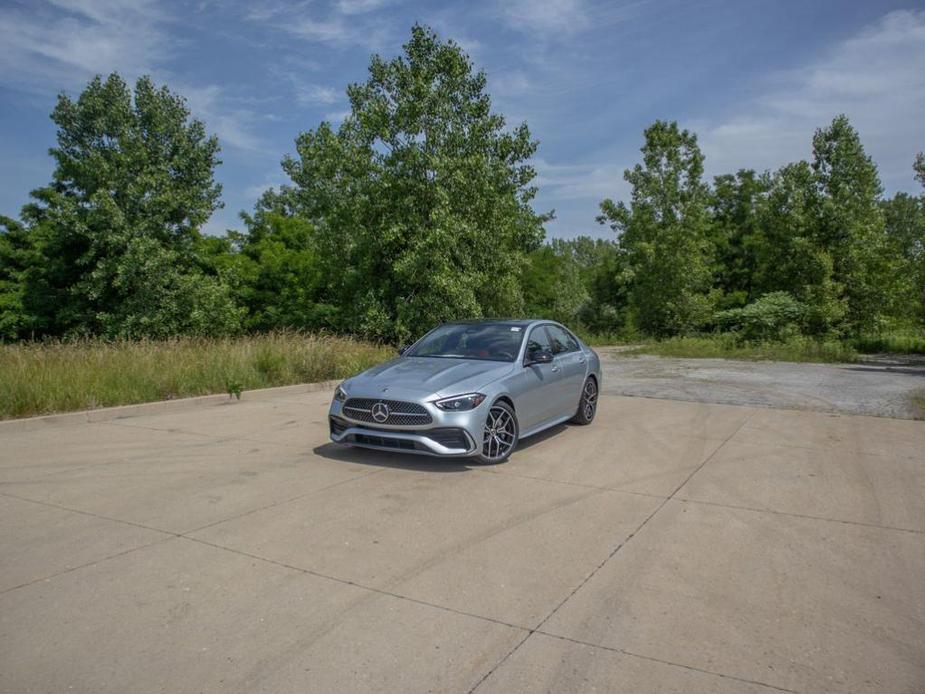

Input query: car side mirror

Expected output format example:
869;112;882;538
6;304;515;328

527;350;553;365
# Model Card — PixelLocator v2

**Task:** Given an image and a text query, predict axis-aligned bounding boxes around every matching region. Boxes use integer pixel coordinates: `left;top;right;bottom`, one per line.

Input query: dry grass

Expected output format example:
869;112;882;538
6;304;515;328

0;332;393;420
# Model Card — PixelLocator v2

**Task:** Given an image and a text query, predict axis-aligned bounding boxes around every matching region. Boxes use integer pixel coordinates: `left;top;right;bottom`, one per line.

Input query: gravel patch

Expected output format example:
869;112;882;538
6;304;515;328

600;351;925;419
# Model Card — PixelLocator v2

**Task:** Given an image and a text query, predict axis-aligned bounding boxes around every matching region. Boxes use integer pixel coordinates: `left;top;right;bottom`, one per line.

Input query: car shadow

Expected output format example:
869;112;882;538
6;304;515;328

313;443;472;472
513;424;569;452
313;423;572;472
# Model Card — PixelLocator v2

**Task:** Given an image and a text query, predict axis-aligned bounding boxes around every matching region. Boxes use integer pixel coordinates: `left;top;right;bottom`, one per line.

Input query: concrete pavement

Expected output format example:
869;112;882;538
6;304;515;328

1;388;923;693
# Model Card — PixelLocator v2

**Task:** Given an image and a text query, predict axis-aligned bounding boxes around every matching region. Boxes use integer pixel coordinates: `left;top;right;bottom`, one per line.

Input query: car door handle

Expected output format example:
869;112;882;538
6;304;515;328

551;365;560;372
578;357;586;364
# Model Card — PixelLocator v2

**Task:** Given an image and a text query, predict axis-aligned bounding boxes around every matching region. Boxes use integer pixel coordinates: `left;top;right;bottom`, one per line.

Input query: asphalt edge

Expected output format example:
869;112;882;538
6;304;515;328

0;380;341;433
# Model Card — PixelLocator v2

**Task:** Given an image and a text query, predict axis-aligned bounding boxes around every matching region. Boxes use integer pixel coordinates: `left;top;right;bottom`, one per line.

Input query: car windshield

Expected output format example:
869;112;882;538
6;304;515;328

406;323;525;362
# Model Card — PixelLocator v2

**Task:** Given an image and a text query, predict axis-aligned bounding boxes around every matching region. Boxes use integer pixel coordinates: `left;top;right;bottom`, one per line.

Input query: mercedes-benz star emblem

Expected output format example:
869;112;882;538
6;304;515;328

371;401;390;423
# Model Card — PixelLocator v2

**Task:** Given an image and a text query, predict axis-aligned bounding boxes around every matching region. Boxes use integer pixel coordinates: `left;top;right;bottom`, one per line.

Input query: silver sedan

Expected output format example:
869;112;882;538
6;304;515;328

328;319;601;463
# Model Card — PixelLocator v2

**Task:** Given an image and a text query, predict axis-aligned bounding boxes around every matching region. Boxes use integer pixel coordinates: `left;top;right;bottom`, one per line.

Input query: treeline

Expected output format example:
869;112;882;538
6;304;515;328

1;26;923;345
527;120;925;341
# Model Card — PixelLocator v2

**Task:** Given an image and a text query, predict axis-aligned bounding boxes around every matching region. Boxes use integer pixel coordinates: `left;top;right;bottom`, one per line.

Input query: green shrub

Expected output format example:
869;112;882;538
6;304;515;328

714;292;806;342
851;333;925;355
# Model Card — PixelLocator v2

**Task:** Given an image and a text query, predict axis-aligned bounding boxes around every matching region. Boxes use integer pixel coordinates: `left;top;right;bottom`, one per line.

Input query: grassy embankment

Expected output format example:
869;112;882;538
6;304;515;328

0;332;393;420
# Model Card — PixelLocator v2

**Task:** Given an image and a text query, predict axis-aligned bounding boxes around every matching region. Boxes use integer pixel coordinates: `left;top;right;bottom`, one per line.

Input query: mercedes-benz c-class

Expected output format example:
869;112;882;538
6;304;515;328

328;320;601;463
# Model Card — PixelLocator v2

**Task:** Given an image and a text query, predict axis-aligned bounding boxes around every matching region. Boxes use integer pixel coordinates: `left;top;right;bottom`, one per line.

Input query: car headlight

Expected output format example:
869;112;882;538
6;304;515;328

334;384;348;402
434;393;486;411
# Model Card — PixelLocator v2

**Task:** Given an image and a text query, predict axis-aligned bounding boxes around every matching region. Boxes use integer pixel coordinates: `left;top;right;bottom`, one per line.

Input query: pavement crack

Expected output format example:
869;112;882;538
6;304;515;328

181;468;385;535
535;630;800;693
0;491;178;537
673;496;925;535
471;467;668;500
0;535;174;596
467;410;759;693
179;535;530;634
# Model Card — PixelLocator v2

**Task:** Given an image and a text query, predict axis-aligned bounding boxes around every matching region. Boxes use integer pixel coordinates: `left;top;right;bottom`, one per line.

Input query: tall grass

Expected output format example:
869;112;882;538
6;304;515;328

851;333;925;355
624;335;859;363
0;332;394;420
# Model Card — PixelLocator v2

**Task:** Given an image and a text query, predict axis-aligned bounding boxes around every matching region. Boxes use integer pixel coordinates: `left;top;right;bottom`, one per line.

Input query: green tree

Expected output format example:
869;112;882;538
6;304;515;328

520;236;628;332
228;194;335;331
914;152;925;189
708;169;770;308
882;192;925;322
812;115;897;333
275;25;547;341
0;216;41;338
521;242;588;324
752;161;844;334
3;73;239;338
598;121;713;335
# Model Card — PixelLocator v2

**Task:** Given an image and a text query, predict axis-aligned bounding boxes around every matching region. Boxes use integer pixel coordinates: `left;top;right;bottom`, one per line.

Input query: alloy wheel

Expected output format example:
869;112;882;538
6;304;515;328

482;404;517;461
581;378;598;420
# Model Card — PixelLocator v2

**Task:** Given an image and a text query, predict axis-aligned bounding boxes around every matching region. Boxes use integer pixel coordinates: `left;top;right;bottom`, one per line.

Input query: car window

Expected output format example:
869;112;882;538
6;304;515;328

525;325;554;358
546;325;580;354
407;323;524;362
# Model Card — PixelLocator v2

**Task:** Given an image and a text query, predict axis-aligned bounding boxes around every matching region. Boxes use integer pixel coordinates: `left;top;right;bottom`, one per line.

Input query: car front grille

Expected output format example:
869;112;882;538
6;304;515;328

353;434;419;450
342;398;433;426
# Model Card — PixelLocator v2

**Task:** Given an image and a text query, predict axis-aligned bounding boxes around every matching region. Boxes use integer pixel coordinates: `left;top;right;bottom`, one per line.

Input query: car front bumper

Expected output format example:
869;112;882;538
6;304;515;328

328;398;485;457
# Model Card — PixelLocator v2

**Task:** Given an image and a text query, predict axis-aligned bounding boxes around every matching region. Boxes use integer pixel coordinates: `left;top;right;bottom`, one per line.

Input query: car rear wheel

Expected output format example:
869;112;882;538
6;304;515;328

472;401;518;464
570;376;598;425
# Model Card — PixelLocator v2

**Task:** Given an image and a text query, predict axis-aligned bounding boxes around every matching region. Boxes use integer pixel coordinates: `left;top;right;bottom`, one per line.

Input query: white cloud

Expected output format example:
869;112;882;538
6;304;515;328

244;170;289;200
335;0;393;15
295;83;340;105
324;109;352;124
498;0;590;37
246;1;392;50
179;84;267;152
0;0;169;92
0;2;268;154
490;70;532;97
697;9;925;192
533;159;628;202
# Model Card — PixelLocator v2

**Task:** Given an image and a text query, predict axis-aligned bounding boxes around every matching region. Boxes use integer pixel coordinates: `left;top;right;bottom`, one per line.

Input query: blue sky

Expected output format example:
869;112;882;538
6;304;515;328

1;0;923;240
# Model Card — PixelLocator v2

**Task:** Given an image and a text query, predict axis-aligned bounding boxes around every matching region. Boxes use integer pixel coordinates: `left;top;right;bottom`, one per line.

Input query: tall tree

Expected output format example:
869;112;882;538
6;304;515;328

521;241;589;325
882;191;925;322
598;121;713;335
753;162;844;334
812;115;897;333
277;25;547;340
227;191;334;331
708;169;770;308
915;152;925;189
3;73;239;338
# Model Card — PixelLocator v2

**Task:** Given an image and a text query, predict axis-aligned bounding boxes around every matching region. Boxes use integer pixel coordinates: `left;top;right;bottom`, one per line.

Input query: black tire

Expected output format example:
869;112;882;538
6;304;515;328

472;400;519;464
570;376;598;425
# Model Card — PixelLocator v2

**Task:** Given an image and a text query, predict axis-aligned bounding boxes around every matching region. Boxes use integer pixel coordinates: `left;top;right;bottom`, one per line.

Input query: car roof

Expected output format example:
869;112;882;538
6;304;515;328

444;318;548;329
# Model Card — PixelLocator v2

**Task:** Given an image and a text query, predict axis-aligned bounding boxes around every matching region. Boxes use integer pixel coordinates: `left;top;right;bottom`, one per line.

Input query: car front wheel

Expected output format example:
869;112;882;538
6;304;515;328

472;400;518;464
571;376;598;425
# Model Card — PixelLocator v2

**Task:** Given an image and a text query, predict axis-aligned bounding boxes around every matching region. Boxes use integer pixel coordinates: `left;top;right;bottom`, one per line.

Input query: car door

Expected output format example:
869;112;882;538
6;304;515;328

545;324;587;418
516;325;563;431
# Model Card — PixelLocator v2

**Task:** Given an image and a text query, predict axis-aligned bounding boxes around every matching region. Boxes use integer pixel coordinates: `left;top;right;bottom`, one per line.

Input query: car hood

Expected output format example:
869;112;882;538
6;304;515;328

345;357;513;399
